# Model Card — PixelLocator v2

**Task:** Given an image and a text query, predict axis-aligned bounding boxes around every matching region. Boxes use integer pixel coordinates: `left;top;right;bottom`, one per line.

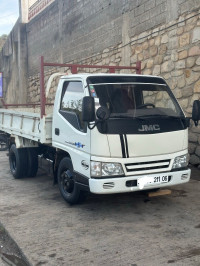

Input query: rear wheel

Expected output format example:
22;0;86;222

26;148;38;177
57;157;86;204
9;144;28;179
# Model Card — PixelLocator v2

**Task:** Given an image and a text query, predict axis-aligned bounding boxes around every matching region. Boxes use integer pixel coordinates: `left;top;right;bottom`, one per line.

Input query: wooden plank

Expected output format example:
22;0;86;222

148;189;171;197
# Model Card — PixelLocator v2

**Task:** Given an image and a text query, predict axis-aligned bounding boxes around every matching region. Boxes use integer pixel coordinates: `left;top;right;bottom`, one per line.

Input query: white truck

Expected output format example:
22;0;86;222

0;59;199;204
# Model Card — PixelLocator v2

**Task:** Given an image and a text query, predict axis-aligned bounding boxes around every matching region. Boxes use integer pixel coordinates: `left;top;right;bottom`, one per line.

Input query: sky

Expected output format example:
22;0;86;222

0;0;19;36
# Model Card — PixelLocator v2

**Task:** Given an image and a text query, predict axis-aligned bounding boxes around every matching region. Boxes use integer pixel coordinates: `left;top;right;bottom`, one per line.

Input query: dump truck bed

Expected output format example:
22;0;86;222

0;108;52;144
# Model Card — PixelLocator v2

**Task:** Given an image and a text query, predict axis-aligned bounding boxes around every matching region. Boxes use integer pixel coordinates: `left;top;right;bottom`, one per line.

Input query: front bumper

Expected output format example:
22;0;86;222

89;168;191;194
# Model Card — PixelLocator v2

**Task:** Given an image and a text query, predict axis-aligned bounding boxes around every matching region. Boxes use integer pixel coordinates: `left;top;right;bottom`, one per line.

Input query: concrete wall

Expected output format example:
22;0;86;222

26;0;170;74
1;0;200;164
0;35;7;51
26;0;200;75
0;19;28;104
2;0;200;102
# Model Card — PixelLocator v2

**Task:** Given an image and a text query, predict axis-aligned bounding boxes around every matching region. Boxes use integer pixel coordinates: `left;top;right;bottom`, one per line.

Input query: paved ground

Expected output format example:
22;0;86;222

0;151;200;266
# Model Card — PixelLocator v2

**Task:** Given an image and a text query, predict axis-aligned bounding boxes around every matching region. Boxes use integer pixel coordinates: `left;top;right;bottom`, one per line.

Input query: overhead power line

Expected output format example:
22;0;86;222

0;12;18;19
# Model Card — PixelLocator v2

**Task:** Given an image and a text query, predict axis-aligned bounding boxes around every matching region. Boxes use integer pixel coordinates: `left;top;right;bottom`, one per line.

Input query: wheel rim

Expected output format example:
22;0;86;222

60;170;74;194
10;153;17;172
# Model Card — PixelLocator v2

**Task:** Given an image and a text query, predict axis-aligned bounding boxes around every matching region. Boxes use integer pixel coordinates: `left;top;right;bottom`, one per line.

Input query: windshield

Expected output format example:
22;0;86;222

88;82;184;118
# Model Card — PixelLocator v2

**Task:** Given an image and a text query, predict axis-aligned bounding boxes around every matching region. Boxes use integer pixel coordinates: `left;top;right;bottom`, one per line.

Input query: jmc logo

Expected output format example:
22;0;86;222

138;124;160;132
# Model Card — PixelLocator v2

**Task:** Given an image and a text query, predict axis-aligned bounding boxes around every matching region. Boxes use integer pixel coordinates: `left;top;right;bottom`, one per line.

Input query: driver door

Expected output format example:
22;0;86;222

53;79;90;176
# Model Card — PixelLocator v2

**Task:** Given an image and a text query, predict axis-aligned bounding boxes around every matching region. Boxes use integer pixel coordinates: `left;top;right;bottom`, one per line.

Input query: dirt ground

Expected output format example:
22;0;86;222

0;151;200;266
0;222;29;265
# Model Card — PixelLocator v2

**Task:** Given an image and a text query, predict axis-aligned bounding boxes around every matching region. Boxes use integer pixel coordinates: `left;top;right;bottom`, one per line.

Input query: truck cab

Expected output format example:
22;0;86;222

52;73;191;203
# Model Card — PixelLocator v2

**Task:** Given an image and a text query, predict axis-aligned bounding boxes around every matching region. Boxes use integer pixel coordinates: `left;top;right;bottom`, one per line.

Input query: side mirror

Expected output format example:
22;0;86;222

192;100;200;126
96;106;110;120
82;96;95;122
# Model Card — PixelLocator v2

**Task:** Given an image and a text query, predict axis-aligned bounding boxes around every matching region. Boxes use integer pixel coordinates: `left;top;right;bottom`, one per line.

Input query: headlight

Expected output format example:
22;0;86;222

172;154;189;169
91;161;124;177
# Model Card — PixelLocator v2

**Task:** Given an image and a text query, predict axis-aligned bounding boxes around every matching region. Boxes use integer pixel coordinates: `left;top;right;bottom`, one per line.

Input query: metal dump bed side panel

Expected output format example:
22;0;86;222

0;109;52;144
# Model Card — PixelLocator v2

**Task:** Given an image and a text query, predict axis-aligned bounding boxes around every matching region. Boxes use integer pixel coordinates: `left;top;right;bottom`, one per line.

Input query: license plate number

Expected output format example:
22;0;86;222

153;175;169;184
137;175;169;189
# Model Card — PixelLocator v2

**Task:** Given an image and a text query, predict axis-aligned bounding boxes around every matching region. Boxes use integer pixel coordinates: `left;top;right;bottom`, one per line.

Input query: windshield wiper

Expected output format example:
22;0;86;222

110;114;146;120
111;114;132;118
137;114;183;119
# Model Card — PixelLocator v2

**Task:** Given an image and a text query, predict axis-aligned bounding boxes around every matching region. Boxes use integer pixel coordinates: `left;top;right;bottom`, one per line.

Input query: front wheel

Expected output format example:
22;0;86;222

57;157;87;204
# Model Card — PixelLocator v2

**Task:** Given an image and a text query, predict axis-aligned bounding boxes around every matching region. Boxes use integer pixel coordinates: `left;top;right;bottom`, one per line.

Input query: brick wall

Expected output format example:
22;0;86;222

27;0;200;75
26;0;200;166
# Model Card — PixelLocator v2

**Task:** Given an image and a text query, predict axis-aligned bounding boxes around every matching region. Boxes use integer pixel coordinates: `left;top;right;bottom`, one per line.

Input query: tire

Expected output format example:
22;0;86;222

57;157;86;204
9;144;28;179
26;148;38;177
52;160;58;184
0;135;8;151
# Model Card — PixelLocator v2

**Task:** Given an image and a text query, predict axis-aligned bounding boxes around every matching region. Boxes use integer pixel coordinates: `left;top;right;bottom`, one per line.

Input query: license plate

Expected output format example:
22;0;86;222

152;175;169;184
137;175;169;189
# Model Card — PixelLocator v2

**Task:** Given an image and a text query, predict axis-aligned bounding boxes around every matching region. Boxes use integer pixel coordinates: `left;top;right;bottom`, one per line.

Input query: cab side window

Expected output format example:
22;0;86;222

60;81;86;132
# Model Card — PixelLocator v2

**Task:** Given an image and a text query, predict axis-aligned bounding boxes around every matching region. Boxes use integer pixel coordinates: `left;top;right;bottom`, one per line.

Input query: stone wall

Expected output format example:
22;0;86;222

2;0;200;103
2;0;200;165
28;7;200;166
128;11;200;166
26;0;200;76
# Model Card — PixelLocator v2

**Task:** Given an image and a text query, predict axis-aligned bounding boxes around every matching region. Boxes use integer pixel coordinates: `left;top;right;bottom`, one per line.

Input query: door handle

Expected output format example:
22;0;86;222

55;128;60;135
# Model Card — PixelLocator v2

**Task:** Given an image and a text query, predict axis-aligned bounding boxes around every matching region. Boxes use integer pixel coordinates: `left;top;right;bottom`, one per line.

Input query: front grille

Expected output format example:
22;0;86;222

125;159;170;173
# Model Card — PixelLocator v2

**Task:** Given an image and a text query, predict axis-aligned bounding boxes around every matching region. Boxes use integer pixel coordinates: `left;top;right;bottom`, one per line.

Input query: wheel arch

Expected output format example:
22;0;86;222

54;149;72;168
57;156;87;204
53;149;72;184
8;135;39;149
